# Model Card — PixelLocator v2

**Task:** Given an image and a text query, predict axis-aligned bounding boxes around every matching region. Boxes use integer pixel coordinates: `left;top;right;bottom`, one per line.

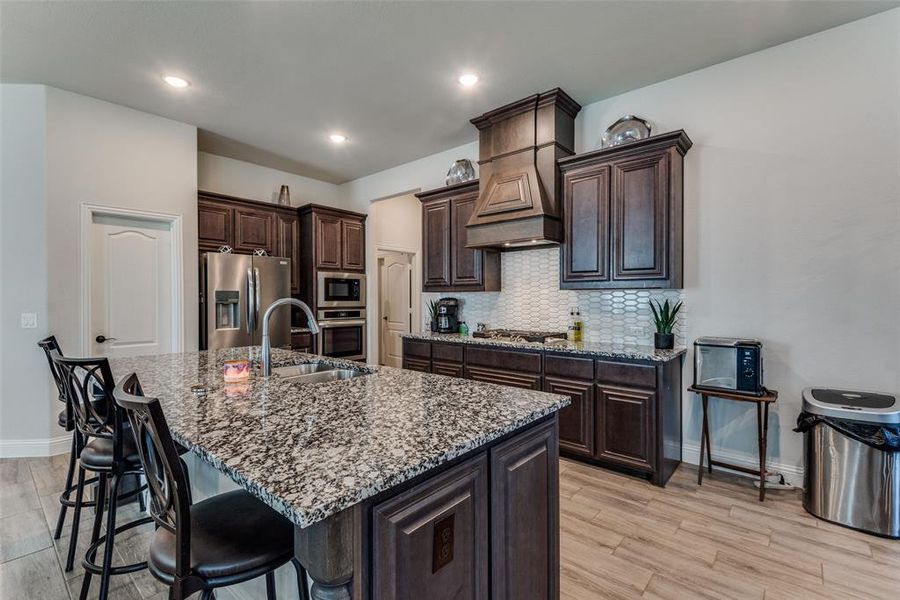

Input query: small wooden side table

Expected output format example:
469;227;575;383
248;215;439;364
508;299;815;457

688;386;778;501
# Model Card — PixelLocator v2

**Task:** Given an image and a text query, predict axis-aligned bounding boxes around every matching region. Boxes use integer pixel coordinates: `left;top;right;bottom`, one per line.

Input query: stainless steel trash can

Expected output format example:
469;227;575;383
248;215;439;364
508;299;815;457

801;388;899;538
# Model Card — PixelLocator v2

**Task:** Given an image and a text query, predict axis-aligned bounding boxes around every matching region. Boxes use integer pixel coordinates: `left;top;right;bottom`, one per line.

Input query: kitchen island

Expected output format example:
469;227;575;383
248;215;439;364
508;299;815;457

109;347;569;600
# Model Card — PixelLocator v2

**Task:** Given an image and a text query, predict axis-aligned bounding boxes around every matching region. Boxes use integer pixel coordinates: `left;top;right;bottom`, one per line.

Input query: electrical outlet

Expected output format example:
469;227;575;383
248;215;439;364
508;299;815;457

20;312;38;329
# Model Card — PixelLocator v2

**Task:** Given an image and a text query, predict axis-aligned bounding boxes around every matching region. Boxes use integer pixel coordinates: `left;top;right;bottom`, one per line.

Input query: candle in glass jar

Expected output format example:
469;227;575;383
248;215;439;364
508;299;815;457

223;359;250;382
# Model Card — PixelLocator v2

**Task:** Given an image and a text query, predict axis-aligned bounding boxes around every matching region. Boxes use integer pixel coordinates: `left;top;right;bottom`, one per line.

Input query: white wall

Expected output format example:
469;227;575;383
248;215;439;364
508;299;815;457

198;151;343;208
366;193;423;362
0;85;52;451
577;9;900;477
0;85;199;456
341;9;900;478
340;141;479;214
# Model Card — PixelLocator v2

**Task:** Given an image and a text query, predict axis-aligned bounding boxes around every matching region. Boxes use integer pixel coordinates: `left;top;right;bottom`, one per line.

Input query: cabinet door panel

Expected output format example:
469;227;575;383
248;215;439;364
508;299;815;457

423;199;452;289
234;208;275;255
373;454;488;600
451;194;483;287
341;218;365;271
465;366;541;390
562;166;610;283
544;376;594;457
491;419;559;600
595;385;655;472
402;357;431;373
433;360;464;378
315;213;342;270
198;200;232;251
276;213;300;294
611;153;668;281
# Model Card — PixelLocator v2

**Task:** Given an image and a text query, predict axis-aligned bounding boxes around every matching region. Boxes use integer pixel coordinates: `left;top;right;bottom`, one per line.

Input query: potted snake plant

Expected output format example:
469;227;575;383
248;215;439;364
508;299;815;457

650;298;682;349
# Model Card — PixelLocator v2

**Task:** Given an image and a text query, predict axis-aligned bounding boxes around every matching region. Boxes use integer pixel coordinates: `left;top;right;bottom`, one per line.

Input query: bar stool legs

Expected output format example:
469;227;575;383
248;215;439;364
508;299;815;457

66;466;87;571
54;432;79;539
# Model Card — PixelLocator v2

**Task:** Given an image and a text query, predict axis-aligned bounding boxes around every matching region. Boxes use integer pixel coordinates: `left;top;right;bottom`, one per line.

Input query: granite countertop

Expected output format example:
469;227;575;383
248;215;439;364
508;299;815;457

108;348;568;528
290;327;311;334
402;331;686;362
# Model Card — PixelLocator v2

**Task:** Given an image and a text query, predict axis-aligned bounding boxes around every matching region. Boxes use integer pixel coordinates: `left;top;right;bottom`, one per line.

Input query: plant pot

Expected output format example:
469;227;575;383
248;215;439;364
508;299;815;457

654;332;674;350
430;321;438;332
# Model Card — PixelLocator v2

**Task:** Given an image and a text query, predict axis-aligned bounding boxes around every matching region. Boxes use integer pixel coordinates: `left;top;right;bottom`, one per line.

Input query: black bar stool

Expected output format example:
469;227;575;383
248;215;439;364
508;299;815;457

115;373;310;600
51;353;152;600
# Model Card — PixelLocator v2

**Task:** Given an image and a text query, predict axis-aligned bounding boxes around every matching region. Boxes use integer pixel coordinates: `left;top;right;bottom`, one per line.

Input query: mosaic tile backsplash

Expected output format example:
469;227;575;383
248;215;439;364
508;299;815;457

423;247;686;346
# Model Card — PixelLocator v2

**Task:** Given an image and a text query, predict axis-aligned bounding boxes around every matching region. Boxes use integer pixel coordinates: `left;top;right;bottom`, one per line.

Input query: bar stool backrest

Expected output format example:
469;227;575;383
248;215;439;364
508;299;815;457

115;374;193;580
38;335;68;402
51;352;120;451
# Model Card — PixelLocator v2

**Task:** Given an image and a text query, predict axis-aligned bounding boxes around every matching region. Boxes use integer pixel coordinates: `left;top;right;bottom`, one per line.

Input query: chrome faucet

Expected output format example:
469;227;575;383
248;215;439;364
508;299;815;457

260;298;320;377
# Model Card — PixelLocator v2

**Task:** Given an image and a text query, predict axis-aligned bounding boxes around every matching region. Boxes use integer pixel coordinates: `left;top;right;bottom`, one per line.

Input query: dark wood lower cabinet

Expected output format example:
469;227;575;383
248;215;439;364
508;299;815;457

401;337;682;487
595;385;655;472
544;376;594;457
490;419;559;600
365;417;558;600
372;455;489;600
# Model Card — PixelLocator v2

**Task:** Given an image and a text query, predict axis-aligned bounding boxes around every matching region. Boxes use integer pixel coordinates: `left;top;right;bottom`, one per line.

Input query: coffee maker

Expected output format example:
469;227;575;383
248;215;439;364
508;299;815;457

436;298;460;333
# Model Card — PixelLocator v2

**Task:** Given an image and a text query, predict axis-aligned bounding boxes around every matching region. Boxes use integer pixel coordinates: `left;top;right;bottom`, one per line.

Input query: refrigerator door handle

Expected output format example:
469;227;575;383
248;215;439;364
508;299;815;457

246;268;256;334
254;267;262;331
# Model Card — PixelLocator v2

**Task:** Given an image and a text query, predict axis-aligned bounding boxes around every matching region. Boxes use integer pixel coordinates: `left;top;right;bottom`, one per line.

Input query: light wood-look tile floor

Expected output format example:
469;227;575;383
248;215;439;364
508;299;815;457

2;455;898;599
558;458;900;600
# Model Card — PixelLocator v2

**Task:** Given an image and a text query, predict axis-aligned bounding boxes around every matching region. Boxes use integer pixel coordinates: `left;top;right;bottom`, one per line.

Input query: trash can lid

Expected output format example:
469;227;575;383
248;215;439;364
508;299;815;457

802;388;899;424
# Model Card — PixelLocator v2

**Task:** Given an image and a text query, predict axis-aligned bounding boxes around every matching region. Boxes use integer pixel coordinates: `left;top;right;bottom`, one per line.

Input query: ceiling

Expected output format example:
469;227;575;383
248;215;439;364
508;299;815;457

2;1;897;183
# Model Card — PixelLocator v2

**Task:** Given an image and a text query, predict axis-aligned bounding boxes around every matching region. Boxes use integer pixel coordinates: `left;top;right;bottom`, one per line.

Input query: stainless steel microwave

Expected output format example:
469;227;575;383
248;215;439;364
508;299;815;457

693;337;764;396
317;272;366;308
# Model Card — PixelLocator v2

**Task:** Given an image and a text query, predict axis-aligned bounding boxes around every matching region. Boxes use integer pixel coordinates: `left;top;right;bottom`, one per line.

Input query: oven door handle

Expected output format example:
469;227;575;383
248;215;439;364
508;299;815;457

318;319;367;328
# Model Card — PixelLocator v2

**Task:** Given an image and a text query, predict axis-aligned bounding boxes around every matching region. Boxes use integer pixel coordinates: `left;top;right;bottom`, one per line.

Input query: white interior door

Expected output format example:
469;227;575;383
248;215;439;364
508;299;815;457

379;252;413;367
89;214;174;358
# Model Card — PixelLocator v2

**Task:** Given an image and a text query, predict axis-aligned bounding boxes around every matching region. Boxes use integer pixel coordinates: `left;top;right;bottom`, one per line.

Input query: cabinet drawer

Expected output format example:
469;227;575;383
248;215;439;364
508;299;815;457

465;366;541;390
403;339;431;359
432;342;463;363
291;332;312;352
544;354;594;380
403;357;431;373
433;361;464;379
595;360;656;389
466;347;541;373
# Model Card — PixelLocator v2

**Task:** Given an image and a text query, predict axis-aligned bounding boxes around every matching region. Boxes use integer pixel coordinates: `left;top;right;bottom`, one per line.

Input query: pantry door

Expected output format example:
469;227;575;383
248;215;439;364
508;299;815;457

87;211;179;358
379;251;413;367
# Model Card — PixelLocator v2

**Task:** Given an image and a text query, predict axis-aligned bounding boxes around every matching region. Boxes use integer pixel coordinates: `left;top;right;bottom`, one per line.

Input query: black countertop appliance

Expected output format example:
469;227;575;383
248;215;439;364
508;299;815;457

436;298;460;333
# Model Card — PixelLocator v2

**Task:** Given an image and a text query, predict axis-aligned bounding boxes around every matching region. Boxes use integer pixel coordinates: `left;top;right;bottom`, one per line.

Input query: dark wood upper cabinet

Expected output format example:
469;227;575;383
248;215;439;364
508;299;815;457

275;212;300;295
373;454;489;600
233;207;275;255
490;418;559;600
561;164;610;284
559;130;691;289
450;192;483;287
341;219;365;271
314;212;342;270
417;181;500;292
197;199;232;252
423;198;452;288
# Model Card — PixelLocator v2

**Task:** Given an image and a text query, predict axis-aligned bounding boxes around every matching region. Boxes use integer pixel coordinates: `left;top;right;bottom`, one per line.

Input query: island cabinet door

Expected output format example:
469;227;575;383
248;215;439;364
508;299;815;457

490;418;559;600
372;454;489;600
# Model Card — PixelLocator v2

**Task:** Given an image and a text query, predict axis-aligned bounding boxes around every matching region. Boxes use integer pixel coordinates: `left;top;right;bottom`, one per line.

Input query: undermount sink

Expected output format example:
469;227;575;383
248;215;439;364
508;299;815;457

271;363;368;384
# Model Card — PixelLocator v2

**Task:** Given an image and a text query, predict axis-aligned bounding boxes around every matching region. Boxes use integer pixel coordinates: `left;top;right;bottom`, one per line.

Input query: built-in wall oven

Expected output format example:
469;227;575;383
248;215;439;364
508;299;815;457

317;272;366;308
317;309;366;361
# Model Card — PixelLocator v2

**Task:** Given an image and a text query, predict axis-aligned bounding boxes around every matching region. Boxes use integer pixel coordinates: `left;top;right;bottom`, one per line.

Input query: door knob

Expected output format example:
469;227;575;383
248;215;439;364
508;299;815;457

95;335;116;344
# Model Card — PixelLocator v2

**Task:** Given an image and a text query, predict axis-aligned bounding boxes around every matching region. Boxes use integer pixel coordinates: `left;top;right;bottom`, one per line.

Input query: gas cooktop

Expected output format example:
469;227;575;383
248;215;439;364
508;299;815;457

472;329;568;343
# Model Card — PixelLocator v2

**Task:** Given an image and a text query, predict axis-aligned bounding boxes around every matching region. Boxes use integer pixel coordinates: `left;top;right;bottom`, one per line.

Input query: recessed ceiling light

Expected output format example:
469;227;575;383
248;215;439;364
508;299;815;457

458;73;479;87
329;134;348;143
163;75;190;88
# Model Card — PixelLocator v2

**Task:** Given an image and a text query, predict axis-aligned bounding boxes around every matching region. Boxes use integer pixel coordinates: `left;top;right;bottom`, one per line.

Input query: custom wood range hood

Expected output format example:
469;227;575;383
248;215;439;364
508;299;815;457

466;88;581;249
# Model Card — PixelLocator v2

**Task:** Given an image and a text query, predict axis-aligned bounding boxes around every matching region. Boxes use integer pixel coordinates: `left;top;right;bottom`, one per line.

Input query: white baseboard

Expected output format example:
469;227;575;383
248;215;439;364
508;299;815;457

0;434;72;458
682;441;804;487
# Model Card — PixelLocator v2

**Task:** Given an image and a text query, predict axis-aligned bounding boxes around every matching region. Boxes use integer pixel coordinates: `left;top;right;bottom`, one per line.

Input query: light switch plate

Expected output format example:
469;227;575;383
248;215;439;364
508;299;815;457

20;312;38;329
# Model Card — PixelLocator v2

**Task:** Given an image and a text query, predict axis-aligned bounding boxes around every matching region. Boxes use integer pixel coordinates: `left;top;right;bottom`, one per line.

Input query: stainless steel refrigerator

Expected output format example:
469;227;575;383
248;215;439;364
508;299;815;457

200;253;292;350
